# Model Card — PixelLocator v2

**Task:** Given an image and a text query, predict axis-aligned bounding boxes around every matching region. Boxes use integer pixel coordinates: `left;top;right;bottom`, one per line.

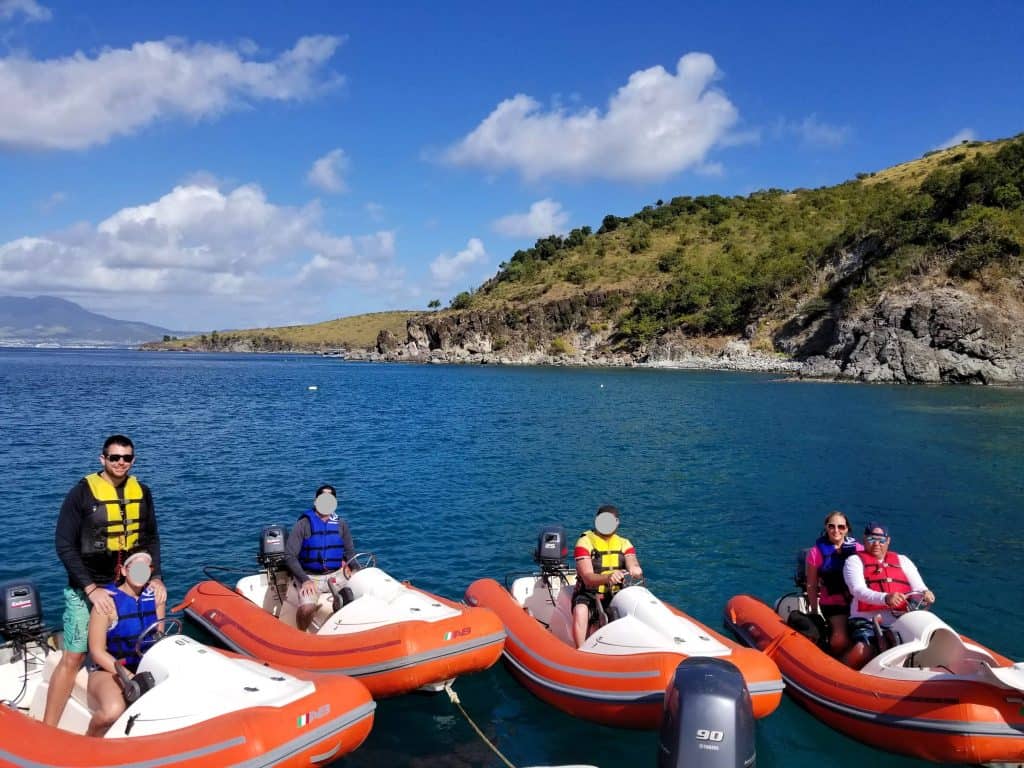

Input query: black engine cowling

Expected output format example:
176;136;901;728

0;580;42;639
657;657;756;768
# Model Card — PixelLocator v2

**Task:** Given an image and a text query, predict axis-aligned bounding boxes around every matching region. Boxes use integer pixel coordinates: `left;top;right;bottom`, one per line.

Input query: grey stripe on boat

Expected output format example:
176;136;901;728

503;651;665;703
784;675;1024;738
322;631;507;677
746;679;786;694
724;615;1021;739
0;738;244;768
229;701;377;768
504;634;783;699
0;701;375;768
504;627;662;679
186;609;505;678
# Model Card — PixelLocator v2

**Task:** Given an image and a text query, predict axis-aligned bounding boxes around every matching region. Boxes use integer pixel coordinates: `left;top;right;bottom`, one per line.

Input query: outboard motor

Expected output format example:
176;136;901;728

792;548;809;590
533;525;567;574
0;580;43;640
257;524;288;570
657;657;755;768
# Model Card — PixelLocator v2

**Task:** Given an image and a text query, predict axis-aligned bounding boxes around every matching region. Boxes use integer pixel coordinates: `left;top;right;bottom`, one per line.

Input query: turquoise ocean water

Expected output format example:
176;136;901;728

1;349;1022;768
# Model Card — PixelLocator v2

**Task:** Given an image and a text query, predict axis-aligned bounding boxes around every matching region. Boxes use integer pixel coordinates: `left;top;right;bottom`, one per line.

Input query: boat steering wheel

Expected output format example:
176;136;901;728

133;617;183;658
345;552;377;571
891;590;931;615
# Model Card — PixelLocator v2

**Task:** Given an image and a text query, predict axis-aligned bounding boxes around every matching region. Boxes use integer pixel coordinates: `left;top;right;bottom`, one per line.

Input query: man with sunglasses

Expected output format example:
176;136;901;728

45;434;166;727
841;521;934;669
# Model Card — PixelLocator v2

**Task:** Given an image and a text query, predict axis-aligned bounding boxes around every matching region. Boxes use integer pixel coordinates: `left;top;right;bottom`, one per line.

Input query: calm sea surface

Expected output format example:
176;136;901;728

1;349;1022;768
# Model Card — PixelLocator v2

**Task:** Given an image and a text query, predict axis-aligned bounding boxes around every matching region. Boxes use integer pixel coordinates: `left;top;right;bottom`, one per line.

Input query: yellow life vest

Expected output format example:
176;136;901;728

84;473;143;552
582;530;628;595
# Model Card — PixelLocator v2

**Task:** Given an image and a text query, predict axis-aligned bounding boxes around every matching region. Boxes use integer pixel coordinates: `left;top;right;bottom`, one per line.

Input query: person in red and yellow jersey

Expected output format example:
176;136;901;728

572;504;643;648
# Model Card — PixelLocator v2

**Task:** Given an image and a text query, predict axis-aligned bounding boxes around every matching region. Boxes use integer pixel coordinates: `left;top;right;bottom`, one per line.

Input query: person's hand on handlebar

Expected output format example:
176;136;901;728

885;592;907;610
607;570;626;586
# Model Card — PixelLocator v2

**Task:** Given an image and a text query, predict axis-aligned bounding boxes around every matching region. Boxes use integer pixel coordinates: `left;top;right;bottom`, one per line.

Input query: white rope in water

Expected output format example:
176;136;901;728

444;682;518;768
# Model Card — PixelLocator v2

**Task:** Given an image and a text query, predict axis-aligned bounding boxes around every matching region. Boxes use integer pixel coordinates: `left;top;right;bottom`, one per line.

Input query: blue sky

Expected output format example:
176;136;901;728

1;1;1022;331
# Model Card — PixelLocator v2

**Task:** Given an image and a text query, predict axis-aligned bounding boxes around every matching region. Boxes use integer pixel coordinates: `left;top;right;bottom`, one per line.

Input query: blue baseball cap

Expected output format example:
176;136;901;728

864;521;889;537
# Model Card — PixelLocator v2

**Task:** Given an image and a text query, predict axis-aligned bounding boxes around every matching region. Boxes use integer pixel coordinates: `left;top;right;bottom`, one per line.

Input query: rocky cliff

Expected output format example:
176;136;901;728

363;263;1024;384
781;285;1024;383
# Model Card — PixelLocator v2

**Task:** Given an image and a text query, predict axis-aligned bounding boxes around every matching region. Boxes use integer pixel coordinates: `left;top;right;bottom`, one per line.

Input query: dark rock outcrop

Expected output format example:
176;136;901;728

781;286;1024;383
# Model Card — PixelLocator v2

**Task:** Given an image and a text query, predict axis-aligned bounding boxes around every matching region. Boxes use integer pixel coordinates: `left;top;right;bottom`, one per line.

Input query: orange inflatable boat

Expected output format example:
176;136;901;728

465;573;784;728
725;593;1024;765
182;555;505;698
0;586;374;768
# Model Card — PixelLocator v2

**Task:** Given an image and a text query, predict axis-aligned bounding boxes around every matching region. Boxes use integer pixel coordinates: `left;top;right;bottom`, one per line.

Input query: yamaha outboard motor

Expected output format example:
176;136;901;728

533;525;567;574
0;580;43;640
657;657;755;768
257;524;288;570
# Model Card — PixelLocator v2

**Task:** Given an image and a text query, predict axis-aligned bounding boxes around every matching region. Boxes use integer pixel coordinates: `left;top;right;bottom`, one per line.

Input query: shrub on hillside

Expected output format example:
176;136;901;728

451;291;473;310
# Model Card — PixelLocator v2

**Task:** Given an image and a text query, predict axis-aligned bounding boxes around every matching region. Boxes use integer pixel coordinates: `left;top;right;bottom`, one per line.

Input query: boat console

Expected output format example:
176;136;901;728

862;610;1024;690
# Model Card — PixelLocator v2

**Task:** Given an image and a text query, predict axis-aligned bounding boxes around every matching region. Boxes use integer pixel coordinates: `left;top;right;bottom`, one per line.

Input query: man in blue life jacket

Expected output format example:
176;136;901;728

283;485;357;631
45;435;166;727
572;505;643;648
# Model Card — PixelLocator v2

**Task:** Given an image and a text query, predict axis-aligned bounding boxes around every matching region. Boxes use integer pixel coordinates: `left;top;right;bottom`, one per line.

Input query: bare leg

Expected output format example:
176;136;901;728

842;641;873;669
43;651;85;727
296;604;316;632
830;621;852;656
86;671;126;737
572;603;591;648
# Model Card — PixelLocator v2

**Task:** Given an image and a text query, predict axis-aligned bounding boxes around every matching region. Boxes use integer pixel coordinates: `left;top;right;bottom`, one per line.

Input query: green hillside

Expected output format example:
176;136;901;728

144;310;418;352
458;134;1024;346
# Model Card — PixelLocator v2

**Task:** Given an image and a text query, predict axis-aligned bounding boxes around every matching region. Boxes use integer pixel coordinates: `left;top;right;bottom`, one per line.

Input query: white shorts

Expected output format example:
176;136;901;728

295;572;339;606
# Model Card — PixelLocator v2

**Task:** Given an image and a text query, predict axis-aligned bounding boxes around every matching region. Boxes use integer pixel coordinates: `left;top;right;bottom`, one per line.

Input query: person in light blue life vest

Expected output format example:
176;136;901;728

85;550;164;737
284;484;357;631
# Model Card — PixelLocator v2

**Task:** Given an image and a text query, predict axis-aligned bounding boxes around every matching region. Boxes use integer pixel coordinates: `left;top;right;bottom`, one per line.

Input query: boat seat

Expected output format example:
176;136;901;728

27;651;92;733
512;575;568;624
864;611;999;676
580;587;731;657
345;567;402;603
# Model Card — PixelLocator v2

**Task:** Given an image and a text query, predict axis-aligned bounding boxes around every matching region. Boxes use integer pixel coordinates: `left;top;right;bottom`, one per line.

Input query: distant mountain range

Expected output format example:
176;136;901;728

0;296;185;347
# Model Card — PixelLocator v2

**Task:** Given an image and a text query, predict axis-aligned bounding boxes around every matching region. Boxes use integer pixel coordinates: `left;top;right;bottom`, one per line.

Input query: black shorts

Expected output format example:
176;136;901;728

820;604;850;620
572;588;612;622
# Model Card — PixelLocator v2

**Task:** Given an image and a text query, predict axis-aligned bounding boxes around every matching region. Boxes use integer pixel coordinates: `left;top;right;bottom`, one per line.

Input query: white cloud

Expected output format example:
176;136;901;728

773;114;850;148
934;128;976;151
0;181;401;327
307;148;349;193
429;238;487;288
38;190;65;213
0;0;51;22
0;35;342;150
492;199;569;238
442;53;738;182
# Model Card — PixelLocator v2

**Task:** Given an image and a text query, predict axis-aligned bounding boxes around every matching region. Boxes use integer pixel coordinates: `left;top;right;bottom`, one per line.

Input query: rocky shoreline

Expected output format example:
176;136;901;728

345;337;805;375
348;283;1024;385
147;281;1024;385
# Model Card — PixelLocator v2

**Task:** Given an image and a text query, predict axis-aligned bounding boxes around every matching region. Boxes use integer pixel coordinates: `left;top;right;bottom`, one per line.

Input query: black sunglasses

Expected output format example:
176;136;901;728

104;453;135;463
